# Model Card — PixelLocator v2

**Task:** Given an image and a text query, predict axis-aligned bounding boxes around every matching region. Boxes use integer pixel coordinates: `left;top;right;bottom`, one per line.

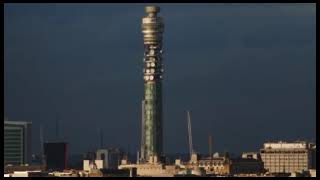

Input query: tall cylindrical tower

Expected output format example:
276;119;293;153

141;6;164;162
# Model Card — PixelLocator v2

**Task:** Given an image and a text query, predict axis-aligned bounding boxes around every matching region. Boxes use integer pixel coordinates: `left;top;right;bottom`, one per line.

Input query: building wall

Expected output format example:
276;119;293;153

310;146;316;169
96;149;121;169
96;149;108;169
44;142;68;171
83;160;104;171
11;172;29;177
198;158;230;175
260;142;311;173
229;159;264;175
136;164;176;177
83;160;90;171
4;121;32;165
309;169;316;177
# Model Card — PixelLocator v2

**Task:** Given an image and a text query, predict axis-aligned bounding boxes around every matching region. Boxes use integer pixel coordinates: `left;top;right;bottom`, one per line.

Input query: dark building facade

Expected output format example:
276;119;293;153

229;158;265;175
44;142;68;171
4;120;32;165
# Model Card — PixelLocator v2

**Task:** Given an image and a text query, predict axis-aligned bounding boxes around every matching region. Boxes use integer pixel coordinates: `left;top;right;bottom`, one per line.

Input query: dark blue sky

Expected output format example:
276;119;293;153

4;3;316;155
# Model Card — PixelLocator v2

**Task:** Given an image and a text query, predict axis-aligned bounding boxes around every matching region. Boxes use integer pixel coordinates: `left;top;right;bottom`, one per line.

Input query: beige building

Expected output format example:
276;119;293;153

260;141;314;173
198;156;230;175
83;160;103;171
119;155;179;177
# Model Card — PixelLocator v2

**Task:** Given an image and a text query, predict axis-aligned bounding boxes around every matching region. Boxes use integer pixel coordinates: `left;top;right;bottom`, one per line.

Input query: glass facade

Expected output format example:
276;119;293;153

4;121;32;165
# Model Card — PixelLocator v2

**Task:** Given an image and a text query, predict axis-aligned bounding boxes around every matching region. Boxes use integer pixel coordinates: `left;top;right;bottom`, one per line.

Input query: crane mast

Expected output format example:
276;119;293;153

187;111;193;160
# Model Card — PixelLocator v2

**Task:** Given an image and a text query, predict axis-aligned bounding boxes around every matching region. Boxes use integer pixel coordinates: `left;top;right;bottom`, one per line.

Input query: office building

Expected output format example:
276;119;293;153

44;142;68;171
260;141;314;173
4;120;32;165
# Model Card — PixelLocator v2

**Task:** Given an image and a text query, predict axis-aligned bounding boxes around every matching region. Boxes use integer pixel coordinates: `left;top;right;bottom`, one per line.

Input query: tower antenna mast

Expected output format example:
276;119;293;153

187;111;193;160
209;134;212;161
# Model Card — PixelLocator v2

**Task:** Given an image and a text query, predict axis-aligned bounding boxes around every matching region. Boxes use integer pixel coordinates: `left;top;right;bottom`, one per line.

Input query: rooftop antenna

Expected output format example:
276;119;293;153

127;144;130;161
99;128;103;149
40;124;44;154
209;134;212;160
187;111;193;160
40;124;45;165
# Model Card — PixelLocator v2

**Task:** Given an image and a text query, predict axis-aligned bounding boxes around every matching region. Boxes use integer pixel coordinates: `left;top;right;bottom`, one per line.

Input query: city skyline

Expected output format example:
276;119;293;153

4;3;316;155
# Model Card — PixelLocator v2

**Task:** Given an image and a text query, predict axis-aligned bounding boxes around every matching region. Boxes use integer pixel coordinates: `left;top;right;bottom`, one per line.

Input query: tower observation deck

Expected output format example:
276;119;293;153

140;6;164;162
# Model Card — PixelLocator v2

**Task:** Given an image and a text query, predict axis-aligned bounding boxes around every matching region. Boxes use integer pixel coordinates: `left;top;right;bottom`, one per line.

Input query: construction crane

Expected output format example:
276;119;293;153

187;111;193;161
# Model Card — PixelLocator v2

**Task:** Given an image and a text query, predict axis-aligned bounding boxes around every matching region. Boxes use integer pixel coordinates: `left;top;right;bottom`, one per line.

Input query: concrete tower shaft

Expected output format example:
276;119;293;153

141;6;164;162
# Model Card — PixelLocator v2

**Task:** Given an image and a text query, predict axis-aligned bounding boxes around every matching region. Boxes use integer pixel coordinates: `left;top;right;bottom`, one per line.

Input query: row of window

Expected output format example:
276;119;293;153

4;132;23;135
199;163;224;166
268;168;307;171
263;157;308;160
4;139;23;142
265;164;307;166
264;162;308;166
4;152;23;155
261;152;308;154
4;147;22;150
4;130;23;133
264;160;308;163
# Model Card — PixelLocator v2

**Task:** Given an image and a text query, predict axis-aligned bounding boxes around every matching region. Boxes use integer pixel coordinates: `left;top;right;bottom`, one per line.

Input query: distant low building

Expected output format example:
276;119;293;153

198;155;230;175
229;158;264;175
83;160;103;171
48;171;79;177
4;164;48;177
228;152;264;175
260;141;315;173
4;164;46;174
309;169;316;177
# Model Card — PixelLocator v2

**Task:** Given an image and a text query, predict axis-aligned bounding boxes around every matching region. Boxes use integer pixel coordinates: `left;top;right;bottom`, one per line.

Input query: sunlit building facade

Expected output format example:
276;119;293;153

260;141;314;173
